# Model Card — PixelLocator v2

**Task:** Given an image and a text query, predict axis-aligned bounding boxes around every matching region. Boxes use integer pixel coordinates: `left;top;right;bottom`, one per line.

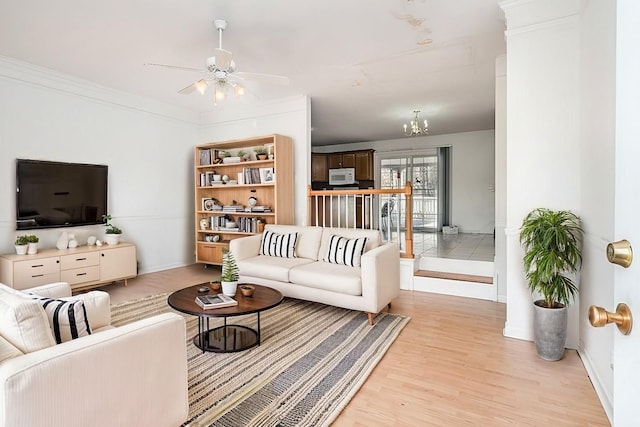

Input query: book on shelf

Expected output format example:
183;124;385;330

195;293;238;310
222;205;245;212
244;206;272;213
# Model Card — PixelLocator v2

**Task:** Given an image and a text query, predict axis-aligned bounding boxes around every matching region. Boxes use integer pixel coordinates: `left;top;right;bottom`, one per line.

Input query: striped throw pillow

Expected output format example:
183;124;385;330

260;230;298;258
323;235;368;267
33;297;92;344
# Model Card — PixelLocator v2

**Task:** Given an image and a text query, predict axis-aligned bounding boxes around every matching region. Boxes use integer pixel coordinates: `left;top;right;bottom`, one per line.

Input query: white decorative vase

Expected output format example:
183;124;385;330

221;281;238;297
104;234;122;245
27;242;38;255
56;231;69;250
15;245;27;255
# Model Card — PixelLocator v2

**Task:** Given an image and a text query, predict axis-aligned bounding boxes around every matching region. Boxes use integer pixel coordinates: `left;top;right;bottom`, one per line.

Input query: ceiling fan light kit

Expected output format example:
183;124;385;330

403;110;428;137
149;18;288;106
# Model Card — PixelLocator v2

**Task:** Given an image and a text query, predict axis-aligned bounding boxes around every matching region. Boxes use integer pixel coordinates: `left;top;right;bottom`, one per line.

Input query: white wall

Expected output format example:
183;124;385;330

500;0;582;349
314;130;496;234
0;57;311;274
495;54;507;302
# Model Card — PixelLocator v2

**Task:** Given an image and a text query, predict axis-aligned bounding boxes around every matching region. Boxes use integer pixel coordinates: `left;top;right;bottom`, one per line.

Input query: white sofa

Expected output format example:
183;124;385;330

0;282;188;427
229;225;400;324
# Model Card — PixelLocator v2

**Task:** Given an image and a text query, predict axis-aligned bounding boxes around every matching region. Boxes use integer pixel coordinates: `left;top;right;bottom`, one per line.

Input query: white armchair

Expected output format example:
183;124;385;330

0;282;188;427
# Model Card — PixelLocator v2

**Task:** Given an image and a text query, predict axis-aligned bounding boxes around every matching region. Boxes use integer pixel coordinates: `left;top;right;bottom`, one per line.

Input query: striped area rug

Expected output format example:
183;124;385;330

111;293;410;427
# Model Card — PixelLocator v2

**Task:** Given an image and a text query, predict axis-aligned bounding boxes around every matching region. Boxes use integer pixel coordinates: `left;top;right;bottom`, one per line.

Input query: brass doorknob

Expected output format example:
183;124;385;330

589;303;633;335
606;240;633;267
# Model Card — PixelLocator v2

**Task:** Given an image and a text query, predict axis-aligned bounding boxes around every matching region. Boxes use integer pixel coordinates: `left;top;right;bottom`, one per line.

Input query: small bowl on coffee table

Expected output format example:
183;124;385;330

239;285;255;297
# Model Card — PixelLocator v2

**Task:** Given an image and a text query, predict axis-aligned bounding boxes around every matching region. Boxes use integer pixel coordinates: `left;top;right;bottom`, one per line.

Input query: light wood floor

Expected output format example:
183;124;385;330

96;265;610;426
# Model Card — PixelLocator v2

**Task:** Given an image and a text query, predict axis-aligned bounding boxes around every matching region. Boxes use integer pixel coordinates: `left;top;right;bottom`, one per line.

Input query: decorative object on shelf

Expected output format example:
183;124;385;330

26;235;39;255
56;231;69;250
222;174;230;182
259;167;275;183
520;208;583;361
102;214;123;245
239;284;255;297
205;234;220;242
87;236;97;246
96;240;103;247
14;235;28;255
254;146;268;160
220;248;239;296
68;235;79;248
403;110;428;137
237;150;250;161
248;196;257;207
200;218;209;230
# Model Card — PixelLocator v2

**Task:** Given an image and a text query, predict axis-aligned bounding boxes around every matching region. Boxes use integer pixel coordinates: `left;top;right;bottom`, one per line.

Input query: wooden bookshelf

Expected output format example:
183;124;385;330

194;135;294;265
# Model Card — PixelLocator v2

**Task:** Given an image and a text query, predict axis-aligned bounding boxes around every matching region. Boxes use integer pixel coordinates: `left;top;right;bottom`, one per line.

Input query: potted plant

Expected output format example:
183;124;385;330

254;146;268;160
519;208;583;361
102;214;123;245
237;149;250;161
26;235;39;255
220;248;239;296
14;235;29;255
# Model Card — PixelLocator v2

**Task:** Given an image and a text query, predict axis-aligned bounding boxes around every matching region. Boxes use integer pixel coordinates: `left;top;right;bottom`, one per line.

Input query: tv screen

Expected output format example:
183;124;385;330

16;159;108;230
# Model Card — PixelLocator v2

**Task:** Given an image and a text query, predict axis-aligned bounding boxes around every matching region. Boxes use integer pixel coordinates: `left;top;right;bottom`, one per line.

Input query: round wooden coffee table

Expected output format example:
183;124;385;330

168;283;283;353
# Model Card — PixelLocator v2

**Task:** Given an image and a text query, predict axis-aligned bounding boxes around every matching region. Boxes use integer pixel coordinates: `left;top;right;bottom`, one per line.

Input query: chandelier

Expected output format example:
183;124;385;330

403;110;428;136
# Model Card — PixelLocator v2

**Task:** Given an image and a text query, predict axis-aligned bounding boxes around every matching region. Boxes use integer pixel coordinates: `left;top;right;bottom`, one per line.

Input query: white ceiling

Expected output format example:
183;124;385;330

0;0;505;146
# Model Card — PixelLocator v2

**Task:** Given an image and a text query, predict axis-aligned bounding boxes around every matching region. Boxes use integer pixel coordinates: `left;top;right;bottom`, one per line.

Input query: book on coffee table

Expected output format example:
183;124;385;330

195;294;238;310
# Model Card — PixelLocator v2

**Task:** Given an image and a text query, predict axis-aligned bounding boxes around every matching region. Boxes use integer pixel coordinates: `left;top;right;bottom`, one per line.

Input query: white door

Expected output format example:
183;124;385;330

613;2;640;423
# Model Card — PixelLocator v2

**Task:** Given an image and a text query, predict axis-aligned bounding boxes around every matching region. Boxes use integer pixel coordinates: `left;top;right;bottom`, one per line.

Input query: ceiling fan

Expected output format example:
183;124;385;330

147;19;289;102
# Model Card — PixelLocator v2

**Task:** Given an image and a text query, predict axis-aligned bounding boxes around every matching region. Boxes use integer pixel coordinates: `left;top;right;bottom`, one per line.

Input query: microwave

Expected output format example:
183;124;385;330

329;168;356;186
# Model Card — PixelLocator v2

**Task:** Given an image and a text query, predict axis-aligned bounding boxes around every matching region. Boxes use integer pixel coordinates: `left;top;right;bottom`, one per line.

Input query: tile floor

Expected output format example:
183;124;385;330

399;232;495;261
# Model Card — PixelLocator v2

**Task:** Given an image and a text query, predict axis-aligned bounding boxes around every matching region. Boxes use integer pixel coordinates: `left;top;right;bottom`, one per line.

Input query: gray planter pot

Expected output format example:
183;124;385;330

533;300;567;361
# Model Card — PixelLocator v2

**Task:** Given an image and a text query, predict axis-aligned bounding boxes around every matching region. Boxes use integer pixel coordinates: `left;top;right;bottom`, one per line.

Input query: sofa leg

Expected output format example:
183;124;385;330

367;312;375;325
387;302;391;309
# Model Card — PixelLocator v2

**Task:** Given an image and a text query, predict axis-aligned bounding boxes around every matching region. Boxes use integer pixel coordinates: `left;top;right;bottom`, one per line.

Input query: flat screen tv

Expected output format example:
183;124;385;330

16;159;108;230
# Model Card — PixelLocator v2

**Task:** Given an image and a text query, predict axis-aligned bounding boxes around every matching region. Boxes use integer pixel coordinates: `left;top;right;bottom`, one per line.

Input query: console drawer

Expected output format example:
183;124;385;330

13;257;60;282
60;266;100;285
60;252;100;270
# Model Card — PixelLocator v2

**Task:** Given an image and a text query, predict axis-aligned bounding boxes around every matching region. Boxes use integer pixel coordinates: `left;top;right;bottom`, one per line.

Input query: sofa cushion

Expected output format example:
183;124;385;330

323;235;368;267
0;283;56;353
319;228;381;262
237;255;315;283
289;261;362;296
0;334;23;363
264;224;324;260
260;230;298;258
32;296;93;343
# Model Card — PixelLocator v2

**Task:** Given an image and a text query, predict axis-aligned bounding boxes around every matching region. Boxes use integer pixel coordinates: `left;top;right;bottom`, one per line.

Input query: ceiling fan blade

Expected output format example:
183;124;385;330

234;72;290;85
214;48;233;70
145;63;203;73
178;79;209;95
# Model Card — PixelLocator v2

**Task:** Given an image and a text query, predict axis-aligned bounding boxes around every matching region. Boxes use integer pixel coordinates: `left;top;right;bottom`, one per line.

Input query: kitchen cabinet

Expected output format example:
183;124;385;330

311;153;328;182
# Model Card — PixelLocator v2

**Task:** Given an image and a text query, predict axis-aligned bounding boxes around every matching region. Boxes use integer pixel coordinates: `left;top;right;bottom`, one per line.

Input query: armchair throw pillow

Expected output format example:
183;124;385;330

32;297;92;344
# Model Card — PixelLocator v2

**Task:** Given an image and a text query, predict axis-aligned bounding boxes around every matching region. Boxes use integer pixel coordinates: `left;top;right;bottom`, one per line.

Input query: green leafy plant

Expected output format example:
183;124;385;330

253;146;267;155
102;214;123;234
221;248;239;282
237;149;247;157
220;150;231;158
519;208;583;308
15;235;29;245
26;235;39;243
